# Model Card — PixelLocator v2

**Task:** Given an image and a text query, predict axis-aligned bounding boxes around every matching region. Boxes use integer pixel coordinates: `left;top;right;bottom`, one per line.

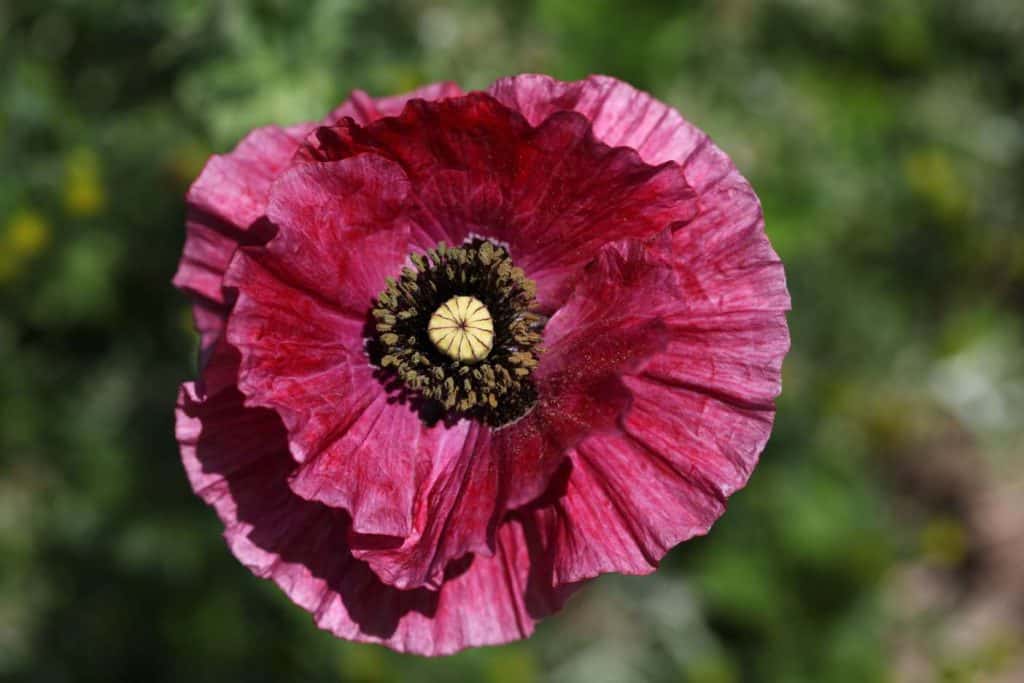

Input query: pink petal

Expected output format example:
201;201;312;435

176;83;465;357
224;155;491;549
487;73;705;168
192;298;231;367
196;336;243;399
670;174;790;316
299;94;699;310
286;394;467;541
486;73;790;313
496;236;678;511
503;112;697;311
173;74;792;652
348;423;500;590
176;384;290;517
478;75;789;584
176;80;463;311
297;96;532;249
225;243;376;465
526;430;726;585
647;310;790;411
249;155;414;317
526;359;781;586
175;382;578;656
518;260;785;585
498;231;786;585
325;81;464;125
173;124;314;351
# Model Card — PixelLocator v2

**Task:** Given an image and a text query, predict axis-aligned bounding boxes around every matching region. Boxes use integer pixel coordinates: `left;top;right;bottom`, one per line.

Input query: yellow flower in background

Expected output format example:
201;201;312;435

921;516;968;568
0;209;52;283
167;143;210;186
64;147;106;217
486;646;537;683
903;148;973;223
7;210;50;255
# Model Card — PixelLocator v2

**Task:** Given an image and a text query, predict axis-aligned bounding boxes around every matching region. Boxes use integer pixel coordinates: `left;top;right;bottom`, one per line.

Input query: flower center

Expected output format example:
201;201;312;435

371;239;542;426
428;296;494;363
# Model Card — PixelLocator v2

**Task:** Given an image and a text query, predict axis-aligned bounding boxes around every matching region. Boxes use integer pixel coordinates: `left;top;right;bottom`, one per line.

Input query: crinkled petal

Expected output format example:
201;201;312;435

225;156;512;574
220;154;487;586
525;430;726;585
487;73;705;169
225;242;380;463
670;169;790;316
284;391;453;540
503;112;697;310
477;74;789;584
174;74;791;652
176;84;465;357
644;310;789;413
523;355;781;586
301;93;699;310
196;336;243;399
349;423;500;590
222;150;688;589
487;73;790;312
240;155;415;318
225;155;448;541
496;236;678;511
192;298;232;367
509;242;786;585
175;382;578;656
325;81;464;125
173;124;314;354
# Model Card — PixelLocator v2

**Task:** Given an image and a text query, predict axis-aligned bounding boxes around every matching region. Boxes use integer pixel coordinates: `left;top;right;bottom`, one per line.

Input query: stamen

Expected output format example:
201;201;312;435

370;238;542;426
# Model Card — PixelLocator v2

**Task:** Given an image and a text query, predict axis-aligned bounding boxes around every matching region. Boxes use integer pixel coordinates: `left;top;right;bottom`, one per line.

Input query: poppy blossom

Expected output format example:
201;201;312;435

174;74;790;655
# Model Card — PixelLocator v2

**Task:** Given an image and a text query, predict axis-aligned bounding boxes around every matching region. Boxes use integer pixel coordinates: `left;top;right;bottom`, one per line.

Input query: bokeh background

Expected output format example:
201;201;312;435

3;1;1023;681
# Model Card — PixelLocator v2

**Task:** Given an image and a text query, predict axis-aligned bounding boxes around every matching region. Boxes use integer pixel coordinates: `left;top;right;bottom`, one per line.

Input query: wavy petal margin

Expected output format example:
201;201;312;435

173;74;790;653
176;381;578;656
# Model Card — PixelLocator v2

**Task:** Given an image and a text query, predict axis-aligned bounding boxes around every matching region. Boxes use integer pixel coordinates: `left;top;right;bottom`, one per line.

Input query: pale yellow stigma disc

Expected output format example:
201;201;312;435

428;295;494;364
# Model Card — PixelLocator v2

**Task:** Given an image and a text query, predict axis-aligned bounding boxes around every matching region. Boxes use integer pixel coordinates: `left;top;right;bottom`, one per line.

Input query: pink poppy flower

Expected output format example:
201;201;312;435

174;74;790;656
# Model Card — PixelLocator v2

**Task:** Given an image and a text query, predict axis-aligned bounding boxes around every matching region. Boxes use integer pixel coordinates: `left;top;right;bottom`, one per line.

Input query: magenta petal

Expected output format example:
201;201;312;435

527;364;778;586
349;423;501;590
223;244;427;539
223;155;495;547
511;249;785;584
174;124;310;301
297;95;532;251
173;124;313;352
174;83;465;356
487;73;789;313
325;81;464;125
225;243;373;462
176;384;290;515
300;94;699;310
176;383;578;656
670;176;790;316
622;373;775;498
192;298;231;366
646;310;789;410
502;113;697;311
528;431;727;585
487;73;706;168
286;395;467;541
254;155;415;316
224;155;414;460
495;237;677;510
196;337;244;399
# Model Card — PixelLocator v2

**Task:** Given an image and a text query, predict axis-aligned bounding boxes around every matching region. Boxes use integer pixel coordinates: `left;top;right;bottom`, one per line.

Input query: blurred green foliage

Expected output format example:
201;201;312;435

2;1;1023;681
